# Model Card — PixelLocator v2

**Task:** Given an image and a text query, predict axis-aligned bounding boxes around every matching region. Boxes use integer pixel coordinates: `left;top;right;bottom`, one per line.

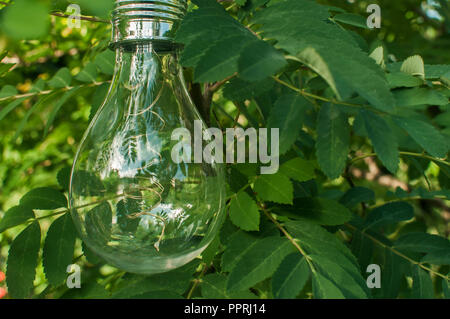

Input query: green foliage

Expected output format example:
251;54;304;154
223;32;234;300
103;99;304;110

0;0;449;300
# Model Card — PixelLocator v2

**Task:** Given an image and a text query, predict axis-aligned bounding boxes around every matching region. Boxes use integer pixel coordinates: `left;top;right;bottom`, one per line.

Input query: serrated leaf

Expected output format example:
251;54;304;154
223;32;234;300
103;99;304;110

238;40;287;81
272;253;310;299
48;67;72;88
267;94;310;154
401;55;425;79
360;110;399;173
364;201;414;230
75;62;98;83
387;72;423;88
6;221;41;298
279;157;315;182
229;192;260;231
411;264;434;299
221;231;260;272
0;84;18;98
202;274;257;299
43;213;77;286
316;103;350;179
283;197;352;226
253;173;293;204
339;187;374;208
227;236;295;291
20;187;68;210
0;205;35;233
393;116;448;158
333;13;368;29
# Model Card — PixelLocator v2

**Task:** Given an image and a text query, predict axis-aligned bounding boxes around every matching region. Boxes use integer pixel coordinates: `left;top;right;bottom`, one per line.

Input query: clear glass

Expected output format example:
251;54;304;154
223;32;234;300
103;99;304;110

69;43;226;274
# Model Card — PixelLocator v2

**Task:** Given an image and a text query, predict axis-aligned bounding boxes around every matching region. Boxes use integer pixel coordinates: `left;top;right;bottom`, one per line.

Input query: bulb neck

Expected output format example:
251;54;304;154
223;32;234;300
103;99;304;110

110;0;187;50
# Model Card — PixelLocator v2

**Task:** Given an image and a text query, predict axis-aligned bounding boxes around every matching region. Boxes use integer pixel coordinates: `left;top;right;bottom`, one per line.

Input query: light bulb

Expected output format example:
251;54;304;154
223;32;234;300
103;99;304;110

69;0;226;274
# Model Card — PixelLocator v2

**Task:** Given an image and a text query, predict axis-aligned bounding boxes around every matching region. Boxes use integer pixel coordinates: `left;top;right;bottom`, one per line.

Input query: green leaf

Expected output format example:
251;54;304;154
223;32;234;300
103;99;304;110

339;187;374;208
272;253;310;299
400;55;425;79
285;198;352;226
395;232;450;254
310;254;368;298
364;202;414;230
194;35;250;83
279;157;316;182
411;264;434;299
386;72;423;88
394;88;448;107
285;220;359;269
253;172;293;204
0;63;15;77
1;0;49;40
380;248;405;298
112;268;194;298
316;103;350;179
0;205;35;233
229;192;260;231
44;87;81;136
0;97;27;121
0;85;18;98
85;202;113;243
442;276;450;299
75;62;98;83
94;50;115;75
393;117;448;158
202;274;257;299
312;272;345;299
20;187;67;210
221;231;260;272
201;235;221;264
238;40;287;81
333;13;368;29
360;110;399;173
421;250;450;265
254;0;394;112
48;67;72;89
267;94;310;154
227;236;295;291
56;166;72;191
43;213;77;286
6;221;41;298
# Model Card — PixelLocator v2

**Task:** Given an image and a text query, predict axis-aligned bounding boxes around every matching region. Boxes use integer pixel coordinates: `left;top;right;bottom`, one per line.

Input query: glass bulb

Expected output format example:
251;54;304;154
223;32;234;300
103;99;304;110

69;0;226;274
